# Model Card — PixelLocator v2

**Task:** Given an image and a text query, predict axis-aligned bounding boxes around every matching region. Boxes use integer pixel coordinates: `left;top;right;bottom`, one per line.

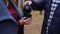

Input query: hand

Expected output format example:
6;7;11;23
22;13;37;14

24;1;32;6
19;17;32;25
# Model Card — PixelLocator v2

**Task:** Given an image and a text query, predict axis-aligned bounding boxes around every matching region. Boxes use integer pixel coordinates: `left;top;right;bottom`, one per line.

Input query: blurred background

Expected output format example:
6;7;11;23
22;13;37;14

13;0;44;34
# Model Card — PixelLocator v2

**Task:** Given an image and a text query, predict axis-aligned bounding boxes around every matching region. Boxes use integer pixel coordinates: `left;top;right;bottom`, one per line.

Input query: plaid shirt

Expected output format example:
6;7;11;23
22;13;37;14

7;5;20;30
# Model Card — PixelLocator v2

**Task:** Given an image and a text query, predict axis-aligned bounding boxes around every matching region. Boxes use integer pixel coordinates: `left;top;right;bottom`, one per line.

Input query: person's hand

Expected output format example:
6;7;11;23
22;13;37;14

19;17;32;25
24;1;32;6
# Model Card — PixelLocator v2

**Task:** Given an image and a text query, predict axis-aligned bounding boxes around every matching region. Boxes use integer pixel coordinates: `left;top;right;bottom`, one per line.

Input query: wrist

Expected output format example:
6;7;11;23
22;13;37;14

19;20;24;25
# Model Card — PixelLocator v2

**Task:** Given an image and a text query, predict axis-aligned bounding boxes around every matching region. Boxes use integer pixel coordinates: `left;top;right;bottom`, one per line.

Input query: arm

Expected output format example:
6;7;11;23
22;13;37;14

31;0;45;11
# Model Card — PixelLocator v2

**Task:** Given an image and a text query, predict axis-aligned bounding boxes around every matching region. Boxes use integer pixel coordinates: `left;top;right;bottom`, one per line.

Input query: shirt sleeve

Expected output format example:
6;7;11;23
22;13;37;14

31;0;45;11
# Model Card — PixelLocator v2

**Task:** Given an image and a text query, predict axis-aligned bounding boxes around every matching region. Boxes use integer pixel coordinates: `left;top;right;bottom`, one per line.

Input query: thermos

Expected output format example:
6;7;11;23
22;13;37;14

22;3;32;19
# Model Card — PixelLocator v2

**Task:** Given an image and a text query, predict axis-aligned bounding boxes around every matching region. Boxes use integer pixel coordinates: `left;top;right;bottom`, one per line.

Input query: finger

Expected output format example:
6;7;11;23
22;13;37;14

23;18;32;22
26;18;32;21
26;21;32;25
21;17;26;20
24;18;32;25
24;1;28;5
27;19;32;24
24;21;31;25
22;18;32;25
29;1;32;5
25;1;32;5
